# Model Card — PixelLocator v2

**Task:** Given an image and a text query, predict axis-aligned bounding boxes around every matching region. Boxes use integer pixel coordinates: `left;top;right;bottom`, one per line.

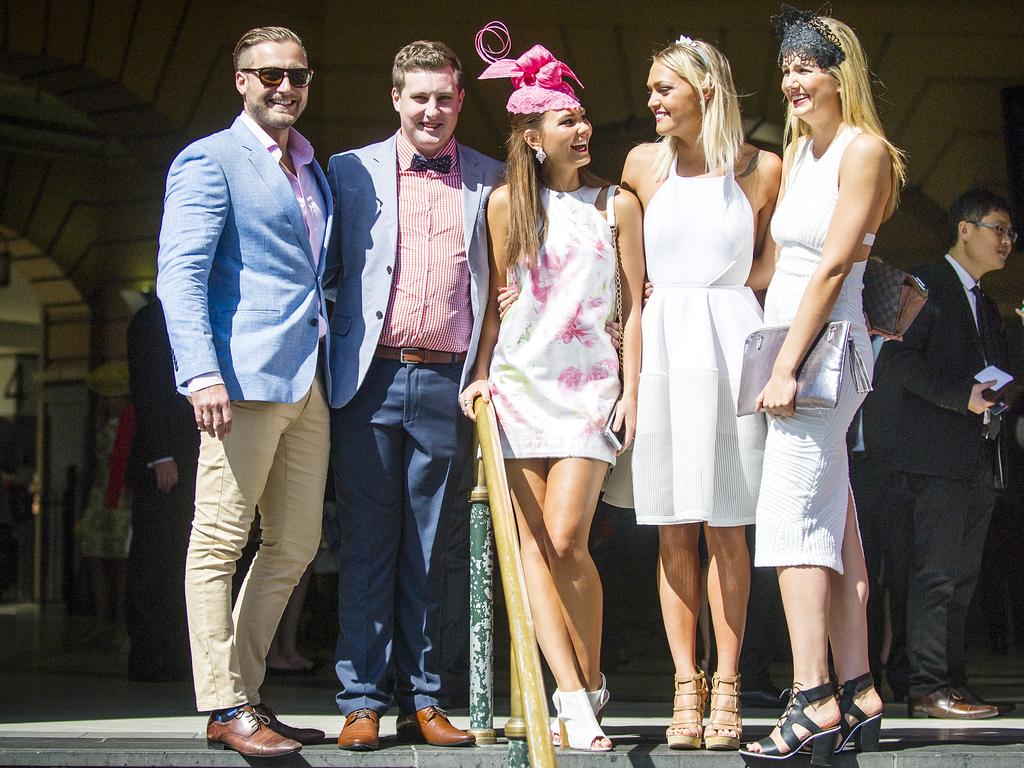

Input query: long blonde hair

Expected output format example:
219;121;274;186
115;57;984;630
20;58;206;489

652;38;744;181
503;111;605;270
780;16;907;219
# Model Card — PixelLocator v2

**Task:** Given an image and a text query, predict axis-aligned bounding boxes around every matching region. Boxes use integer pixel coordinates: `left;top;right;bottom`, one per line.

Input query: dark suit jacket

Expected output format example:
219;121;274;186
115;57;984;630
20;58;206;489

888;258;1009;481
126;300;199;490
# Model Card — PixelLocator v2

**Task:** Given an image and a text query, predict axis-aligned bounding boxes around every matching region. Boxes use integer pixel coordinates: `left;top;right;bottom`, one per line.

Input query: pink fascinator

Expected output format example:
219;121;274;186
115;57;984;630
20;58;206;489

475;21;583;114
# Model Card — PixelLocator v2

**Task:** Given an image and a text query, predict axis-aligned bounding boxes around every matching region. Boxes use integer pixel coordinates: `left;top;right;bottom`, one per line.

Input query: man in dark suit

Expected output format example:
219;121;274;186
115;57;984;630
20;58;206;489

888;188;1020;719
125;297;199;682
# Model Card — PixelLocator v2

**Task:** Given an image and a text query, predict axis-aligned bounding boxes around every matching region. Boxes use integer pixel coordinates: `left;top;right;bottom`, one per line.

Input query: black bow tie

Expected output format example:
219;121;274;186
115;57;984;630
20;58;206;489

410;153;453;173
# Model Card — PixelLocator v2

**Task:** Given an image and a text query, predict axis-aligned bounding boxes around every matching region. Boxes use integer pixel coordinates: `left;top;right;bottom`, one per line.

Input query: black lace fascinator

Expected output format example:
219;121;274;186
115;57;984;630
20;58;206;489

772;4;845;68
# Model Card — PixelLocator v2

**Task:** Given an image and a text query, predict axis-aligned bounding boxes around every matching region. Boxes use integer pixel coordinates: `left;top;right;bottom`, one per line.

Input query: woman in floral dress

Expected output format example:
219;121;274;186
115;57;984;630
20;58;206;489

460;24;644;752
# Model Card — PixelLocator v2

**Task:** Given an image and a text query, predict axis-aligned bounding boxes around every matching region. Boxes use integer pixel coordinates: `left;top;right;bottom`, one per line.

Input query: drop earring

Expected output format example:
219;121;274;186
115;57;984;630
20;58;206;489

535;147;547;163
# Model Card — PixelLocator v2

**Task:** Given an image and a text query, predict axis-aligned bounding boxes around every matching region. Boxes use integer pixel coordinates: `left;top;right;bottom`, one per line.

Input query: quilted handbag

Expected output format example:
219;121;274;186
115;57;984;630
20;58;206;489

862;257;928;341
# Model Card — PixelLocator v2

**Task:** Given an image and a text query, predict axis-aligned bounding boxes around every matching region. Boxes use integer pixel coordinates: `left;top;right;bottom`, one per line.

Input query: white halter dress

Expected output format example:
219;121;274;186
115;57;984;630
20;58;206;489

607;164;766;526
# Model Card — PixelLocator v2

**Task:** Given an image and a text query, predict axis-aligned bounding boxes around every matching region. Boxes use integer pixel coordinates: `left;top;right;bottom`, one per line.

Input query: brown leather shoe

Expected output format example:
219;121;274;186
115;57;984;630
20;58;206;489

252;703;325;745
206;705;302;756
953;686;1016;716
908;687;999;719
338;708;380;751
396;706;475;747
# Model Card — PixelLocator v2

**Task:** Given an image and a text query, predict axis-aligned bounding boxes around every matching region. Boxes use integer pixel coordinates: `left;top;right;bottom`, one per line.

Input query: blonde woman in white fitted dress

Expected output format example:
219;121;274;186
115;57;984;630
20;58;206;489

741;8;906;765
614;36;781;751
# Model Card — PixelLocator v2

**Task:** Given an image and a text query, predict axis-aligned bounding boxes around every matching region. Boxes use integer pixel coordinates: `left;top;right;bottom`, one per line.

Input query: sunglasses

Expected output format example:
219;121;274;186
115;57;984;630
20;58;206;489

239;67;314;88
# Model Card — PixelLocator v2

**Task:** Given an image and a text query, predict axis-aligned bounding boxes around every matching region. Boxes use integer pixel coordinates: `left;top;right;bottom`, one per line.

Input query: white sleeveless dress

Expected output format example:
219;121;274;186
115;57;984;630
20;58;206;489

489;186;620;465
754;127;873;574
607;166;766;525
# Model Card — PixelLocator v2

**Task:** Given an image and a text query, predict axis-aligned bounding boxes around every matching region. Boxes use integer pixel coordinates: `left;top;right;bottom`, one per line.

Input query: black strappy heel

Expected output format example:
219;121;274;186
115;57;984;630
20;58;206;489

738;681;839;766
836;673;882;752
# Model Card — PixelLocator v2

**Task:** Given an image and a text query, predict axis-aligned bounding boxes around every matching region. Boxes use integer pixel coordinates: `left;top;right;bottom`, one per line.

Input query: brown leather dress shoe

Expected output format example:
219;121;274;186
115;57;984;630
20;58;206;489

252;703;325;745
206;704;302;756
338;708;380;751
954;686;1016;716
908;687;999;719
396;706;475;747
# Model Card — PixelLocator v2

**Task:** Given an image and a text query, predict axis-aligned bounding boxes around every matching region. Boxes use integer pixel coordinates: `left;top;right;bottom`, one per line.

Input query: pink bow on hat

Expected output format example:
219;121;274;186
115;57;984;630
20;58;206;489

476;21;584;115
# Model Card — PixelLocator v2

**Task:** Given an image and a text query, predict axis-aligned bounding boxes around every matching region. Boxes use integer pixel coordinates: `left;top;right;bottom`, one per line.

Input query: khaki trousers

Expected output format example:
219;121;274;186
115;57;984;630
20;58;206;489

185;377;329;711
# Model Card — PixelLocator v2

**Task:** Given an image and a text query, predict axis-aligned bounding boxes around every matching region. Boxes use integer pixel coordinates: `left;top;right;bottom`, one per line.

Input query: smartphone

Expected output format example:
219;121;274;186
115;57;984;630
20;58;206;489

602;420;625;451
989;400;1010;417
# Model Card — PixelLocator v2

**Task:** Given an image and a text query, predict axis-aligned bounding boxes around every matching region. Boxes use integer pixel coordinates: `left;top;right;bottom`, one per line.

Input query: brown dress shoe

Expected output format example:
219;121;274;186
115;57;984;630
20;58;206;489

908;687;999;719
396;706;475;747
338;708;380;751
252;703;325;745
953;687;1016;716
206;704;302;756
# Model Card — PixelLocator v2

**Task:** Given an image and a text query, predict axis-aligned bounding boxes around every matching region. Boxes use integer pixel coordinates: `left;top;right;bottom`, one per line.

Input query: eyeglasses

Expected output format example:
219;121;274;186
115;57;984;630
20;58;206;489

970;220;1018;245
239;67;314;88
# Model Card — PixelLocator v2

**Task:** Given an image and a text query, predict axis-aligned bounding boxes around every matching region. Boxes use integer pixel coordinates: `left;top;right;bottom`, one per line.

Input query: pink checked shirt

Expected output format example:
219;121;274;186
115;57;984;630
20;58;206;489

378;133;472;353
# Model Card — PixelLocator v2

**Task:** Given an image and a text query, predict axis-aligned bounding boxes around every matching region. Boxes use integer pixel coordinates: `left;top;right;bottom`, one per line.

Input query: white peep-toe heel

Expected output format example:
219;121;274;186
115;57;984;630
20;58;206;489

552;675;611;747
556;689;612;752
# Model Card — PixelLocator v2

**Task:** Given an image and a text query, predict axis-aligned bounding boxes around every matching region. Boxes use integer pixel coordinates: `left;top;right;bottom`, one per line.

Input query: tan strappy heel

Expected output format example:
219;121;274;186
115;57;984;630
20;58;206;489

705;672;743;750
666;670;707;750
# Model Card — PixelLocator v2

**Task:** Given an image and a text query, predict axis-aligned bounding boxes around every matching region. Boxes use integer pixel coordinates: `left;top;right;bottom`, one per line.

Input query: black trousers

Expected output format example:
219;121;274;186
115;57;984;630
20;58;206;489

125;472;195;677
740;525;782;690
849;451;913;696
978;492;1024;646
898;465;995;698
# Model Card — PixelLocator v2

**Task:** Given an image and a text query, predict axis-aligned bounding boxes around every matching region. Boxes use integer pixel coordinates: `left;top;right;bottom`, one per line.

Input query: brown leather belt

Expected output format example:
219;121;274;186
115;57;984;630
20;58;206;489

375;345;467;365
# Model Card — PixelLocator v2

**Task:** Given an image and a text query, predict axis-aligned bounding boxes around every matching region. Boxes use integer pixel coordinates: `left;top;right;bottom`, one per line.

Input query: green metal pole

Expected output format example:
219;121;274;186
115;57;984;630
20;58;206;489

506;652;529;768
468;450;497;745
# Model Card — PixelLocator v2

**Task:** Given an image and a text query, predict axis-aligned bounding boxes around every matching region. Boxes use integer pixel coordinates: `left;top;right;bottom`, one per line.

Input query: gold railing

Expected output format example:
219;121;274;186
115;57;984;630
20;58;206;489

473;397;556;768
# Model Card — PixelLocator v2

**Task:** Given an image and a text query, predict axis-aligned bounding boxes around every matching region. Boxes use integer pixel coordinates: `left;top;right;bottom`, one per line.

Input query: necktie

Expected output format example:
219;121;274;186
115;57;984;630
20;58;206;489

409;153;453;173
970;284;997;365
971;284;1004;457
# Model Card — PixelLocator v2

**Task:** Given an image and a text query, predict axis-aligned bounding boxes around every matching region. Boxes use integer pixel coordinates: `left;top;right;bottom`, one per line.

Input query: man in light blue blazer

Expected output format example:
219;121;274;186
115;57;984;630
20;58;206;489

157;26;331;757
326;40;503;751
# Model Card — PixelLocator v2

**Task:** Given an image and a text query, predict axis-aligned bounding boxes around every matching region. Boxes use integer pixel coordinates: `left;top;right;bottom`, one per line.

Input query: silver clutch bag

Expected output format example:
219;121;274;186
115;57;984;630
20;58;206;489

736;320;871;417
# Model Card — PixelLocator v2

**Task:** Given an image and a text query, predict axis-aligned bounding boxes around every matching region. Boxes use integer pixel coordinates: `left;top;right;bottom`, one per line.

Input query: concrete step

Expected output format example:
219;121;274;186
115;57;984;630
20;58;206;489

2;740;1024;768
3;723;1024;768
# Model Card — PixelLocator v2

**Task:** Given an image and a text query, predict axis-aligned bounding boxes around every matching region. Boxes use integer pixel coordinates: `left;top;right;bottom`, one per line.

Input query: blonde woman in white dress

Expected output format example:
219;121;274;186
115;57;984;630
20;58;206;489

614;37;781;751
741;7;906;765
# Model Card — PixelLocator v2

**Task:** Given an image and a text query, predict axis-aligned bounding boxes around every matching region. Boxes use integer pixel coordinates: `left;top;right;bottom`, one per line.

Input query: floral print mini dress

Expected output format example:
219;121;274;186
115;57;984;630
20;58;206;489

489;185;620;465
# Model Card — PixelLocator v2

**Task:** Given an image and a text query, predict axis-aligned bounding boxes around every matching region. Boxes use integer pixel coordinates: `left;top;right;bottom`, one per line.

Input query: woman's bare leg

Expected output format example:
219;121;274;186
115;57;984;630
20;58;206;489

828;490;883;721
704;524;750;742
658;523;702;741
744;564;839;754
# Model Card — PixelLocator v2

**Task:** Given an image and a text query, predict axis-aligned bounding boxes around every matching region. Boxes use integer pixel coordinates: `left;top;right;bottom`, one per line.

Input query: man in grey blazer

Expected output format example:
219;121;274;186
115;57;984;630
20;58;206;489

157;26;330;756
326;40;503;751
